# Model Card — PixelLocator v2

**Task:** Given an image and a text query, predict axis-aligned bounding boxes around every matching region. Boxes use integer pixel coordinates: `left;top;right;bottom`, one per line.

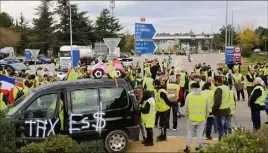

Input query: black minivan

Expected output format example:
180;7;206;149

5;79;140;152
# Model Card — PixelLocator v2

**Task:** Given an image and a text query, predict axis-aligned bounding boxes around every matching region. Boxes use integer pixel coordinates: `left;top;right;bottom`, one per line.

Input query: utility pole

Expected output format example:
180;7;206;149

228;16;231;46
69;1;73;67
231;10;234;46
225;0;229;47
110;0;115;18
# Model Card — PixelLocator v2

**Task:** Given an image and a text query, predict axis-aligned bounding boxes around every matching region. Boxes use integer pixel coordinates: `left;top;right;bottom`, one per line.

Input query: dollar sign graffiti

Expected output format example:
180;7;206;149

92;103;106;133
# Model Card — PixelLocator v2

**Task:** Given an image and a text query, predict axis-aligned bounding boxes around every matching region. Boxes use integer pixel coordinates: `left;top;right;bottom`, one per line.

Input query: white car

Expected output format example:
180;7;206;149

254;49;261;52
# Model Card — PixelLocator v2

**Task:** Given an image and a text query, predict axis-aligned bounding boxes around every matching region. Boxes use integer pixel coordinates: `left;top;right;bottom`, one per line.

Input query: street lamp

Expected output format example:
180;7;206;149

69;1;73;68
225;0;229;47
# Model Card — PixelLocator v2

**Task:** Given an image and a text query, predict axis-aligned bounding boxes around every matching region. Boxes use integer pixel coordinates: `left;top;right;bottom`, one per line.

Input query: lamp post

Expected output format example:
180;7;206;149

69;1;73;68
225;0;229;47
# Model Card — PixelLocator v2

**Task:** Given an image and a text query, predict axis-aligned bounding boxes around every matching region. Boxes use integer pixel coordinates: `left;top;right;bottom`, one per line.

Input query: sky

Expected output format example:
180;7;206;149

1;1;267;34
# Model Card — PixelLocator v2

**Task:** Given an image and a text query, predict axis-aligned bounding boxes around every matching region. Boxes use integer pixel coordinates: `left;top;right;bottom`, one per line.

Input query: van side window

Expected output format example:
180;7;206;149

100;87;128;111
24;94;58;119
71;89;99;114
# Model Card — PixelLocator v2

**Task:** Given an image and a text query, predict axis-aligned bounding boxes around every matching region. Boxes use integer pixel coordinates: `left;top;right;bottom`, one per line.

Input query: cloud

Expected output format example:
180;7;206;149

1;1;267;34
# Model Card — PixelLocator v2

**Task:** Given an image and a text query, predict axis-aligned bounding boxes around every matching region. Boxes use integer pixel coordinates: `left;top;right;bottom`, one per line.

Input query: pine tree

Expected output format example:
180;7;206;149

95;8;123;41
32;0;54;54
16;13;30;54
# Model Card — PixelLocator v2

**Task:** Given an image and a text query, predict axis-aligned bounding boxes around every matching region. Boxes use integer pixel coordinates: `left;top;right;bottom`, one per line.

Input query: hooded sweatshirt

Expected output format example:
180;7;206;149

185;88;210;124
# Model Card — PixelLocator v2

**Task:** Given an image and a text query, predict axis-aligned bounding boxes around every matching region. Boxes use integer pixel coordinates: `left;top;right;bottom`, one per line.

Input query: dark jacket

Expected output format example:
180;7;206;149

249;84;265;110
246;73;256;85
212;85;231;116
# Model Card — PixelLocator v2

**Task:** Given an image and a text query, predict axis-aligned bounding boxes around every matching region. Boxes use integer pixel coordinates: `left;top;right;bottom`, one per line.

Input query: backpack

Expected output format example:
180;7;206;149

167;85;179;102
15;86;24;100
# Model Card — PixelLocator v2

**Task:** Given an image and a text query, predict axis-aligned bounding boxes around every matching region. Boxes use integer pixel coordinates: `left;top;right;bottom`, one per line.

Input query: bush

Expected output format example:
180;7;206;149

0;117;17;153
75;140;105;153
19;143;45;153
44;135;78;153
241;47;252;58
199;126;268;153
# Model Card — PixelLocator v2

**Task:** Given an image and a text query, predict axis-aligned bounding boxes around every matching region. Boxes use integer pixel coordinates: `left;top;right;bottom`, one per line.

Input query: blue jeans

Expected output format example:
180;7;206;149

205;117;214;137
224;115;232;135
215;116;229;140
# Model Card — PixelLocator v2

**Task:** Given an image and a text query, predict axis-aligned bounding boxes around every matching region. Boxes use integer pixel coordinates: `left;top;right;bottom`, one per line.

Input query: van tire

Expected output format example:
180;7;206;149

104;130;129;153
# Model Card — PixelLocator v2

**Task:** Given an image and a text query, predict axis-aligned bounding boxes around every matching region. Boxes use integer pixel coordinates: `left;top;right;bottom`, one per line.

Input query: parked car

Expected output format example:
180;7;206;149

5;79;139;153
37;55;51;64
0;61;30;73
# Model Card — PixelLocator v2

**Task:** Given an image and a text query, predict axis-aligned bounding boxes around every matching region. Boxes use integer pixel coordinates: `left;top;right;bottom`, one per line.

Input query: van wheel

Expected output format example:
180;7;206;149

93;69;103;79
104;130;129;153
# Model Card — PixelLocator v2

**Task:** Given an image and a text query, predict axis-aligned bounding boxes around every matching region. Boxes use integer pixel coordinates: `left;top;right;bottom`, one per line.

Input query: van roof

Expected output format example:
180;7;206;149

32;79;130;92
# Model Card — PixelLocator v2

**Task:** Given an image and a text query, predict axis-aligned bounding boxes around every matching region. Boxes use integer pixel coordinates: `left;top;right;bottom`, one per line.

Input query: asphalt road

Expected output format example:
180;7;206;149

28;53;267;139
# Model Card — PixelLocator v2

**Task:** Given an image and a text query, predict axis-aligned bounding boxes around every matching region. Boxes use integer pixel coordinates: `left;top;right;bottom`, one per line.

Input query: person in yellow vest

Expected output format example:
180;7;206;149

225;69;234;90
206;65;215;78
194;64;202;75
107;60;118;79
139;90;156;146
153;79;170;141
203;82;215;140
12;78;28;102
233;69;245;101
207;77;216;92
249;77;265;131
142;72;154;92
223;80;236;135
0;83;7;111
194;75;205;89
245;68;257;98
213;76;231;140
67;68;78;80
166;75;181;130
162;59;168;73
184;82;209;153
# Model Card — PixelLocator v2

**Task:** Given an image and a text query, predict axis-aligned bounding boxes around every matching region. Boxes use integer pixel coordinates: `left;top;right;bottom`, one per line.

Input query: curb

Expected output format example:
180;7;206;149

167;136;218;141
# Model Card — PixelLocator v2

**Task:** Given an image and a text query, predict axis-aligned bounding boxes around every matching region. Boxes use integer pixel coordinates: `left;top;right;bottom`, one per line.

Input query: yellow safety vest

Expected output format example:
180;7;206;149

233;73;243;82
143;77;154;91
245;73;256;87
233;65;239;71
167;83;180;102
187;93;207;122
50;100;64;130
141;99;156;128
217;85;230;110
163;61;168;68
211;84;216;92
155;89;170;112
229;90;236;115
264;67;268;75
203;89;214;113
107;64;118;79
179;72;186;88
0;93;7;111
251;86;265;106
188;80;196;92
195;68;201;75
135;78;143;87
225;74;234;84
13;86;28;100
67;69;78;81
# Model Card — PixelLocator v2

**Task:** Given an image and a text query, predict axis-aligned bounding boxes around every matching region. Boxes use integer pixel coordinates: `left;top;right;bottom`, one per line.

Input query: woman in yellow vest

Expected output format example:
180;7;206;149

153;79;170;141
139;90;156;146
233;69;245;101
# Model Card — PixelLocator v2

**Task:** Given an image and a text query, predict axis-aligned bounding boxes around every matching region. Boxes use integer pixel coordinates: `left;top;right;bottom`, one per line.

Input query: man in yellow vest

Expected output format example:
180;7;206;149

224;80;236;135
0;83;7;111
142;72;154;92
153;79;170;141
203;82;215;140
249;77;265;131
184;82;209;153
245;68;257;98
139;90;156;146
213;76;231;140
233;69;245;101
167;75;180;130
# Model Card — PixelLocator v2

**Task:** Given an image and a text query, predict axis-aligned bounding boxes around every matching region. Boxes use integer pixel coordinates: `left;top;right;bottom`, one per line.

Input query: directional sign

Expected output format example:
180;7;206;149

225;47;235;64
135;41;157;54
71;49;80;68
135;23;156;39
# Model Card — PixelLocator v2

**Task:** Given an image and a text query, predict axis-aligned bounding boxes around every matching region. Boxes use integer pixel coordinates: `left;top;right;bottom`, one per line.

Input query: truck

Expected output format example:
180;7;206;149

59;45;94;70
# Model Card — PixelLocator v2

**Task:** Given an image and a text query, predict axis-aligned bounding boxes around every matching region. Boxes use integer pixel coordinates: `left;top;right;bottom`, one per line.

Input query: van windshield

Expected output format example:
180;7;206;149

60;51;71;57
6;91;34;117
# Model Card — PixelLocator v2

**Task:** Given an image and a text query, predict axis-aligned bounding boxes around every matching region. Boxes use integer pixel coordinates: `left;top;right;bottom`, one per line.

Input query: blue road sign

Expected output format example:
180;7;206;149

135;23;156;39
25;49;31;60
225;47;235;64
135;41;157;54
71;49;80;68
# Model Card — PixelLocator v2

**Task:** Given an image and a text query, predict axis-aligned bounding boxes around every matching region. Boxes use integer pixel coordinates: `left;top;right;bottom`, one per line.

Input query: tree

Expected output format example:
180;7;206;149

237;23;260;49
55;0;95;46
0;28;20;47
0;12;13;28
218;24;238;46
255;26;268;51
126;34;134;52
16;13;30;54
32;0;54;55
94;8;123;41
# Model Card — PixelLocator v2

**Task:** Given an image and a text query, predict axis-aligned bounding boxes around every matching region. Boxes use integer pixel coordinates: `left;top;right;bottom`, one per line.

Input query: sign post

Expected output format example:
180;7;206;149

134;23;157;78
29;49;40;74
103;38;121;55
